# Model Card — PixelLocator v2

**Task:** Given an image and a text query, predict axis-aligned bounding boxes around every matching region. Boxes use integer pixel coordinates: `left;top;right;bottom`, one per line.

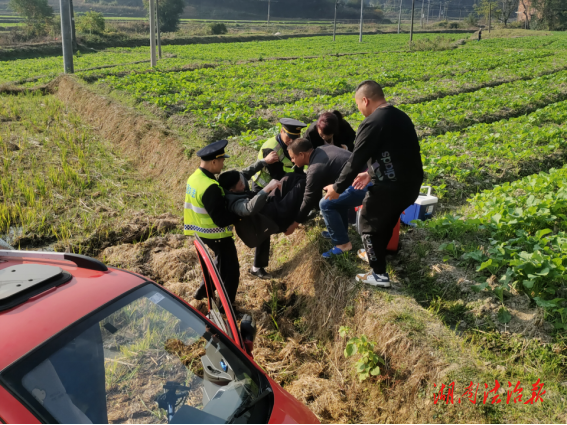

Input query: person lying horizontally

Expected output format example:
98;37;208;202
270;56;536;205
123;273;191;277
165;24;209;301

218;163;306;279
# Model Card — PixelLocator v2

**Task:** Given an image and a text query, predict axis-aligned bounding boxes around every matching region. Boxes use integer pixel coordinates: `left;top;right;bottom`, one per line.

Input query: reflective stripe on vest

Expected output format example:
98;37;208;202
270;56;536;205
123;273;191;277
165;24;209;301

184;169;233;239
252;136;294;188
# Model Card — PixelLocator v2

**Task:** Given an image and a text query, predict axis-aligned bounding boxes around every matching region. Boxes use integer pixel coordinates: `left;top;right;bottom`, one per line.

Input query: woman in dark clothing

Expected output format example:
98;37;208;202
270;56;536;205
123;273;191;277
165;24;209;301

304;111;357;152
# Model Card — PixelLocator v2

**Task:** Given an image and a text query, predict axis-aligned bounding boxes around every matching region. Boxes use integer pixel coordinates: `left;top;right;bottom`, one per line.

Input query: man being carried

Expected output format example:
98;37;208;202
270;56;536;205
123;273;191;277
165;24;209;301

324;80;424;287
251;118;307;191
219;164;306;279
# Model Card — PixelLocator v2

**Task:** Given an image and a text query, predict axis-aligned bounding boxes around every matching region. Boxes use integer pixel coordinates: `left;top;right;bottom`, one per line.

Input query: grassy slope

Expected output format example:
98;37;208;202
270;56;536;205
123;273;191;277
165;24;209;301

0;91;178;251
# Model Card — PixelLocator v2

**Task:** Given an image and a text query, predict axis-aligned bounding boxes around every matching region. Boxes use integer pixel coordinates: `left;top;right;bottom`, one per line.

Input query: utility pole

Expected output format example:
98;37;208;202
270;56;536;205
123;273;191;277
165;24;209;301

267;0;271;24
359;0;363;42
156;0;161;59
438;2;442;19
149;0;156;67
420;0;424;27
69;0;77;51
333;0;338;41
488;2;491;32
59;0;74;73
409;0;416;41
397;0;403;33
426;0;430;25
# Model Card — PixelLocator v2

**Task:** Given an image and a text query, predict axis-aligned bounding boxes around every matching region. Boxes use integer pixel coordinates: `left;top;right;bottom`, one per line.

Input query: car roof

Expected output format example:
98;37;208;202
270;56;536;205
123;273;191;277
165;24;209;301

0;258;146;371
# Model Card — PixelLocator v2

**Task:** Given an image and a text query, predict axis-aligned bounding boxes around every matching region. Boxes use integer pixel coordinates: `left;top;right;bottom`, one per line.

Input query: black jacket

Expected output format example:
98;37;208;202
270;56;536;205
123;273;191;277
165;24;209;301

224;160;280;248
200;168;239;229
296;145;352;224
304;118;357;152
334;105;424;194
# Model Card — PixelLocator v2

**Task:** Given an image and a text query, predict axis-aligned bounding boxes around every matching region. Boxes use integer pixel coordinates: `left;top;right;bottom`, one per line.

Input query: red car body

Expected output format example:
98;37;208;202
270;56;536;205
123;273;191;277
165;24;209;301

0;239;318;424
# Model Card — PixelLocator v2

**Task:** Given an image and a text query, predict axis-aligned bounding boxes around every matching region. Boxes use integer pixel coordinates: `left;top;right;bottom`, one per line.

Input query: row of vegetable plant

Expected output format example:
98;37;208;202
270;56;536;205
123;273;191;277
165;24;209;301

1;33;460;85
422;166;567;330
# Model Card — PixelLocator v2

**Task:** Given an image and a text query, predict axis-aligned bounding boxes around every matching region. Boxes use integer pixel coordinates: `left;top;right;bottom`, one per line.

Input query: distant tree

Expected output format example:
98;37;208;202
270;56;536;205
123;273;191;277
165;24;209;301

76;11;105;34
464;12;479;25
209;22;228;34
474;0;500;24
8;0;53;35
497;0;518;26
143;0;185;32
530;0;567;30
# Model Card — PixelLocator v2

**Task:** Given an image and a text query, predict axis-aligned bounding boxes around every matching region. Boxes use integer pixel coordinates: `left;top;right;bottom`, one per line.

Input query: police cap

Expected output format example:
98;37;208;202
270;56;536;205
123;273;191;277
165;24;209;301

280;118;307;139
197;140;230;161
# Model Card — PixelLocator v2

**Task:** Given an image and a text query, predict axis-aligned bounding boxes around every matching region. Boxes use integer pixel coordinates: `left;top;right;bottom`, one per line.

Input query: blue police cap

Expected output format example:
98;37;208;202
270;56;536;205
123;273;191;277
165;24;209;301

280;118;306;139
197;140;230;161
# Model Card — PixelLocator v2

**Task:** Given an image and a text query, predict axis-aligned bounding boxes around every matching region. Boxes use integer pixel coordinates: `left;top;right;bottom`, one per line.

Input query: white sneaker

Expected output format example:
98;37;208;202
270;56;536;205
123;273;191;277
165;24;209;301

355;272;390;288
357;249;369;263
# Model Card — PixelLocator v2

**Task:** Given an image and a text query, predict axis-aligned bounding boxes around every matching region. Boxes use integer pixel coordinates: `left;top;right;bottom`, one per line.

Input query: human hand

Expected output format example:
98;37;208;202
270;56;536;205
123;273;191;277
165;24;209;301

352;172;371;190
264;151;279;164
323;184;340;200
264;179;280;193
285;222;299;236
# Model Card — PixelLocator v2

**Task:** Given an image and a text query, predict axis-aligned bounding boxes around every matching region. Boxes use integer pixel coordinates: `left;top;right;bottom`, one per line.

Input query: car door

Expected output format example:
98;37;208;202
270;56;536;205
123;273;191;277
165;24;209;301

193;236;245;352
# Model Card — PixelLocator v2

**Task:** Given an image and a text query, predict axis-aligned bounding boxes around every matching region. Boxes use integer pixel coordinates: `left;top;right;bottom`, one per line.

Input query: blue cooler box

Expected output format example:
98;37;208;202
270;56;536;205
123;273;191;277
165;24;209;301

401;186;438;226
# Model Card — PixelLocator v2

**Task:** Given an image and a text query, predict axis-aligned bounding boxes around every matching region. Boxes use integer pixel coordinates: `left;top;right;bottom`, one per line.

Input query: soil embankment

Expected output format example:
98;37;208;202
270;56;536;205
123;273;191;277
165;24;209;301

54;75;198;198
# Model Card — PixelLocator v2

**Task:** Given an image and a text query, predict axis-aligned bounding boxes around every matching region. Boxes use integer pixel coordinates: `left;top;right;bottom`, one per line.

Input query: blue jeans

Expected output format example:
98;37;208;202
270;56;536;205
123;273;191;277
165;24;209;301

319;186;367;246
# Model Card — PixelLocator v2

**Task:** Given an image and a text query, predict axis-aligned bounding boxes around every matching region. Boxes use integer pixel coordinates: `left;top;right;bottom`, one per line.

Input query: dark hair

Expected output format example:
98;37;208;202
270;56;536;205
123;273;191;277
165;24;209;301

355;80;385;100
288;138;313;155
218;170;241;192
316;112;339;136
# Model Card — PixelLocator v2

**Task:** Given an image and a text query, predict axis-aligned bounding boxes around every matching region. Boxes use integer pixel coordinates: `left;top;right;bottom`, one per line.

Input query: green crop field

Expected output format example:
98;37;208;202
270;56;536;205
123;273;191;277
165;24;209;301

1;31;567;423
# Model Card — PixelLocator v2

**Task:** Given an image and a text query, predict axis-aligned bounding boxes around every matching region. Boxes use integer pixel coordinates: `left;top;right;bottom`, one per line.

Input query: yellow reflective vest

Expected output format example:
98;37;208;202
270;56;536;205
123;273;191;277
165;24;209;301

184;169;233;239
251;137;294;188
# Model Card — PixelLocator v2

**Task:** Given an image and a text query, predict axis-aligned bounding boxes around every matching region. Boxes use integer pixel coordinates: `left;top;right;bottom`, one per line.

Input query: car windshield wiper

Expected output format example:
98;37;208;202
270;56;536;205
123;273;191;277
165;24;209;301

229;387;273;422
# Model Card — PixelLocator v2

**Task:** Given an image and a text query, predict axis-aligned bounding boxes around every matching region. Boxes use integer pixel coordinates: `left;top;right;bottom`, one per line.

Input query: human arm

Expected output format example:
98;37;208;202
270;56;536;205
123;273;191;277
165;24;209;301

240;152;279;180
333;121;378;194
294;164;324;224
229;191;269;217
201;185;240;227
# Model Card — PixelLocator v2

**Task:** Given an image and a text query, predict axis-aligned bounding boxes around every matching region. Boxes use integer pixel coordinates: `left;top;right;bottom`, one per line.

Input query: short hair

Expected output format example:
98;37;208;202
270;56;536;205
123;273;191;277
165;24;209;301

218;170;241;192
288;138;313;155
355;80;385;100
316;112;339;136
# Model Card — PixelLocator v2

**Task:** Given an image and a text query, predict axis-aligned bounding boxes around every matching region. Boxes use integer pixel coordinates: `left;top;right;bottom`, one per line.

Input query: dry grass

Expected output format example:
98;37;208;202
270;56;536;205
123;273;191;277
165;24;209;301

54;75;201;201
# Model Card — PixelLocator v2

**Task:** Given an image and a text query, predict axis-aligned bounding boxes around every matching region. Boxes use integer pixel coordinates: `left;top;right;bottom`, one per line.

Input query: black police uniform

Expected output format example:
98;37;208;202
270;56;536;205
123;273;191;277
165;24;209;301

188;140;241;304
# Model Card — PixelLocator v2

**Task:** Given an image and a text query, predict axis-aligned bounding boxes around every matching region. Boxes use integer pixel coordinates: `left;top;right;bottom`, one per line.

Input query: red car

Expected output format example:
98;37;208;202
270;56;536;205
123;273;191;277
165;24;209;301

0;237;318;424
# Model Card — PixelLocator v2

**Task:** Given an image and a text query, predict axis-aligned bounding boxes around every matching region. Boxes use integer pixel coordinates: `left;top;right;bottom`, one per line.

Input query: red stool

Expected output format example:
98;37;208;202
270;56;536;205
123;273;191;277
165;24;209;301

355;207;401;252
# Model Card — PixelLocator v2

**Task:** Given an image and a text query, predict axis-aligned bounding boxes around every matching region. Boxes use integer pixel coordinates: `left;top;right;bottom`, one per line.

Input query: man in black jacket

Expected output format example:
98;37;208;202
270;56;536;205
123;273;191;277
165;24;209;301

324;80;424;287
284;139;362;241
219;157;306;279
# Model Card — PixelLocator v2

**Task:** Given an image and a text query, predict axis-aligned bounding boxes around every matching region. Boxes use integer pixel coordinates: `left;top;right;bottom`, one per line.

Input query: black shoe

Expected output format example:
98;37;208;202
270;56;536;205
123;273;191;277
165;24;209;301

249;267;270;279
194;283;207;300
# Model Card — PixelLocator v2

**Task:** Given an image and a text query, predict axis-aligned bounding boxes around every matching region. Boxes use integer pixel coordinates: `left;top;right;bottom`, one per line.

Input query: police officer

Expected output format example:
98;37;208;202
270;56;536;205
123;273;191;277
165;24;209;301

251;118;307;191
185;140;240;303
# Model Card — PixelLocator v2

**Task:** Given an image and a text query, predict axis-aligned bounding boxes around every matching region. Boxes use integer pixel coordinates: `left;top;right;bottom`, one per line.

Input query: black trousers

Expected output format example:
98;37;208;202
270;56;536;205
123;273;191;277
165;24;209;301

359;183;421;275
200;237;240;303
253;173;306;268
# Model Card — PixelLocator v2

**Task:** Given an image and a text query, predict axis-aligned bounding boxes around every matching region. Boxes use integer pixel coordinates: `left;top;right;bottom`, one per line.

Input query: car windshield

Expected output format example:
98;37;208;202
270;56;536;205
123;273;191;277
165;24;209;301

0;284;271;424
